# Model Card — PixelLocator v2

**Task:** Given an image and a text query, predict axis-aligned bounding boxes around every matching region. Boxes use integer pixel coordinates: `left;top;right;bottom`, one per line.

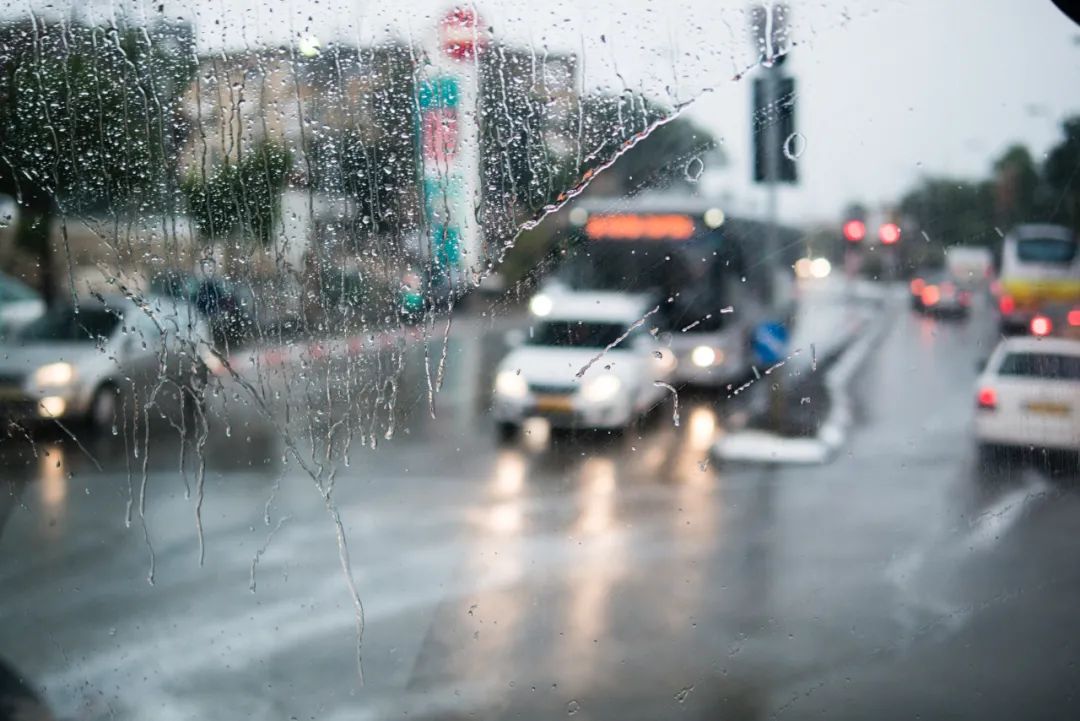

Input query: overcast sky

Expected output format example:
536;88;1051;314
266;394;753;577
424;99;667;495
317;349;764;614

40;0;1080;222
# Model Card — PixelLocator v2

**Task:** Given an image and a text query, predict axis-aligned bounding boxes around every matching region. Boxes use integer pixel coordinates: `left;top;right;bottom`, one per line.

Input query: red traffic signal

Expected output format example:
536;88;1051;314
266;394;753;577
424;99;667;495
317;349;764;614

842;220;866;243
879;222;901;245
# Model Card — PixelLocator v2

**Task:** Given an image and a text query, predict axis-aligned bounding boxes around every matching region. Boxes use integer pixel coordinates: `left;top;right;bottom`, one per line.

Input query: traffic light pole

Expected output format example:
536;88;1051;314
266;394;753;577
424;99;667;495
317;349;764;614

762;64;785;432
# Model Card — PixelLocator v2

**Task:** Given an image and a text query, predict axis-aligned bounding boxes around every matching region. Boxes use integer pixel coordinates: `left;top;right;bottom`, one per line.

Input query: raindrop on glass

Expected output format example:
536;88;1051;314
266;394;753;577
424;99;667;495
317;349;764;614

684;156;704;182
783;132;806;160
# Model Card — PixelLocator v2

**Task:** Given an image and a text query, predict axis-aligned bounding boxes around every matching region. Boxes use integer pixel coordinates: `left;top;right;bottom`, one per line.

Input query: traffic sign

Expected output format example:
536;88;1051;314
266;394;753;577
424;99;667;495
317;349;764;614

752;322;789;366
440;7;486;61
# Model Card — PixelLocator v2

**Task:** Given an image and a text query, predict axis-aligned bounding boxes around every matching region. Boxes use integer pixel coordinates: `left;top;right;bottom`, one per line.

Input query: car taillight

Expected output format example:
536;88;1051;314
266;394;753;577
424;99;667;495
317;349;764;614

910;278;925;295
1030;315;1052;337
1069;309;1080;327
921;286;940;306
999;295;1015;314
977;387;997;410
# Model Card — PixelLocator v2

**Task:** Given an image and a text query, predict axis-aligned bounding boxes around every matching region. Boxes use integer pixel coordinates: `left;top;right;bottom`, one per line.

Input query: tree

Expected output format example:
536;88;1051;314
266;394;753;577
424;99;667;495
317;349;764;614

181;141;292;250
991;144;1053;229
1043;115;1080;232
0;16;196;302
899;177;996;250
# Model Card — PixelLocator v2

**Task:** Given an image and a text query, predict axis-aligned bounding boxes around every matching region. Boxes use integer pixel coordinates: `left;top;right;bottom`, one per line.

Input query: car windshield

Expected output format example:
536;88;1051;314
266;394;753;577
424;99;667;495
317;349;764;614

17;307;120;343
528;320;628;348
0;274;38;302
3;2;1080;721
998;352;1080;380
1017;237;1078;264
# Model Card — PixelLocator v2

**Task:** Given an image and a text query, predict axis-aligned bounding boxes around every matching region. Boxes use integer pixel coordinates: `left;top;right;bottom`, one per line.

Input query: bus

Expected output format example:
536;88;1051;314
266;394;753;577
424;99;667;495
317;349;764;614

996;224;1080;335
528;194;799;388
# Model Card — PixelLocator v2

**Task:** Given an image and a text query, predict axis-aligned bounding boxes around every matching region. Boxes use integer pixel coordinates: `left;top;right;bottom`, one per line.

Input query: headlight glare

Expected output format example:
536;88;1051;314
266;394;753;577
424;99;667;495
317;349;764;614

581;374;622;403
33;362;75;387
495;370;528;399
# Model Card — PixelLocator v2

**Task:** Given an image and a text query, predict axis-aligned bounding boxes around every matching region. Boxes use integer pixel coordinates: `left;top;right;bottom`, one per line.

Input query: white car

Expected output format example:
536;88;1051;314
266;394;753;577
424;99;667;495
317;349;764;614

492;292;675;437
974;336;1080;455
0;294;213;431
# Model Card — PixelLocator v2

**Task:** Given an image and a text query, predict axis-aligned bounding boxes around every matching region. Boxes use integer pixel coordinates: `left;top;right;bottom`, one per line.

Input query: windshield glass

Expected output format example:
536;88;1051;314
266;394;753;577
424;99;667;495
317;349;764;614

17;307;120;343
528;320;628;348
1017;237;1078;263
3;2;1080;721
998;352;1080;380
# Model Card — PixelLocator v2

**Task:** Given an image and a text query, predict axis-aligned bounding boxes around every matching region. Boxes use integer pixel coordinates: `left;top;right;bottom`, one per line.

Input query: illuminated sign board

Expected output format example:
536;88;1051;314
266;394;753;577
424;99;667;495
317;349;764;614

585;214;696;240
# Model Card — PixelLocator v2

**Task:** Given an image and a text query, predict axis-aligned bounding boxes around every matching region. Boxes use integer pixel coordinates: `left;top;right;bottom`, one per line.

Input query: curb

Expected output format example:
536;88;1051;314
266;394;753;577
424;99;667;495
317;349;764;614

711;304;892;465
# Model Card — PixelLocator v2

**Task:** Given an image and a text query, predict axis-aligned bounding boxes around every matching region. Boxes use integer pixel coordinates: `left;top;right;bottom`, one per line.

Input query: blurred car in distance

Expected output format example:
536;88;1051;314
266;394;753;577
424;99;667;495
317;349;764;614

0;271;44;337
492;292;675;439
974;336;1080;456
0;294;211;432
910;270;972;317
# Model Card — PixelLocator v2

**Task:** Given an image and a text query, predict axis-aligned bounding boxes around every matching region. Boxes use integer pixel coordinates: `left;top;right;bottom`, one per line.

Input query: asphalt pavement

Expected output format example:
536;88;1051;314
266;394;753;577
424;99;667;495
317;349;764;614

1;282;1078;720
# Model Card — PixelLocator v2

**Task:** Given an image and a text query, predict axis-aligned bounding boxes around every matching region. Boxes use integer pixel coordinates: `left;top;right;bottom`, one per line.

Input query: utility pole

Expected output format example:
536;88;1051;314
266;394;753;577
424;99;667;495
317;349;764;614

750;2;796;431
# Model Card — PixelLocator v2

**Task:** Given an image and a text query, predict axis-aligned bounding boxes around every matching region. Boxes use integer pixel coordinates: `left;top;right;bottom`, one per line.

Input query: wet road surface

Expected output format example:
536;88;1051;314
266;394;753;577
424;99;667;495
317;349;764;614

1;285;1078;720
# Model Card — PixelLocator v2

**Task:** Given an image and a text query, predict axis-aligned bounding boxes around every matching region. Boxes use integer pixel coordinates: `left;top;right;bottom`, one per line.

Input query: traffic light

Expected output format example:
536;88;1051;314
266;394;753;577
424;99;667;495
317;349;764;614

879;222;901;245
752;76;797;184
843;220;866;243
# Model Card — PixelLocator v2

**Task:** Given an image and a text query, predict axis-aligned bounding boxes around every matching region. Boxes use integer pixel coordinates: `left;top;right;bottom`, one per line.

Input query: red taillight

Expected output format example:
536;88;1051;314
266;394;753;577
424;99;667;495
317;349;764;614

977;387;997;410
1030;316;1052;337
921;285;941;306
999;295;1015;314
910;278;925;295
1068;309;1080;327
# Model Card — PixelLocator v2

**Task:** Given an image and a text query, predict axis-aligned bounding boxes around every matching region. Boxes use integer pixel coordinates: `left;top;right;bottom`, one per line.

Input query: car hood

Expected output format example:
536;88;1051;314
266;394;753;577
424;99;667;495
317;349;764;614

499;346;643;389
0;343;105;380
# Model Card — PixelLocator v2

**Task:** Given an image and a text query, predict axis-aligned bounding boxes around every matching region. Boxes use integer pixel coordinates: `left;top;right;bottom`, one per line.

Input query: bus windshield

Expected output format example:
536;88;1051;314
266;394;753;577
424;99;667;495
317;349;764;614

557;242;694;294
1017;237;1077;264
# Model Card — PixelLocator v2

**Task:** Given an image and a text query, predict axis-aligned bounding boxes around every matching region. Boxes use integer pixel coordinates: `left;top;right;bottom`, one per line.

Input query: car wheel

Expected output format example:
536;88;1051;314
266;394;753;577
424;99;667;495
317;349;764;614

495;421;518;444
89;383;121;433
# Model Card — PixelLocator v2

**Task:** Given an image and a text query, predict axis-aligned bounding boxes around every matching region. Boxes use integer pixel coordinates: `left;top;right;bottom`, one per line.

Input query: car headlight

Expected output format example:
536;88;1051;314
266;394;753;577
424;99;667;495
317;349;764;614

495;370;528;399
581;374;622;403
691;346;718;368
529;294;553;317
33;362;75;387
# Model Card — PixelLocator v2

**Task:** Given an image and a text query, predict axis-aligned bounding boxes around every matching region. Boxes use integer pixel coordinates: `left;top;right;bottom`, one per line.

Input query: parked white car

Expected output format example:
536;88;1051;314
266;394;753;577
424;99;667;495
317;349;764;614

974;336;1080;455
492;292;675;438
0;294;212;431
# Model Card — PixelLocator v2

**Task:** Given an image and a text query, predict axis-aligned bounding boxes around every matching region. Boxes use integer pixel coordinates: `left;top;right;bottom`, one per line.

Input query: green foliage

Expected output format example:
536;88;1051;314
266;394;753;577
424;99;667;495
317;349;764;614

1043;116;1080;231
181;141;292;247
0;17;195;217
889;115;1080;264
0;16;195;299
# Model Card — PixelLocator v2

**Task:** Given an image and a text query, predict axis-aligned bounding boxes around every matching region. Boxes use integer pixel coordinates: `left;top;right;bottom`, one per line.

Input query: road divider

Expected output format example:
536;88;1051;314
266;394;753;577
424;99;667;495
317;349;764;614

712;285;896;465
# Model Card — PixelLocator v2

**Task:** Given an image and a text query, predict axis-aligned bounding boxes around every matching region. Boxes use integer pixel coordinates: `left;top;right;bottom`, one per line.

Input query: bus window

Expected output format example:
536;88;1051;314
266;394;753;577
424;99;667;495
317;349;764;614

1017;237;1077;264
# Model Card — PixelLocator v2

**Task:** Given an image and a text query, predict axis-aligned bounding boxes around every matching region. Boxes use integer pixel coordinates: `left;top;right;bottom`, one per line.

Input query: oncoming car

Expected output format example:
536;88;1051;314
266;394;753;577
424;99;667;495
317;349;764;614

492;293;675;438
0;295;213;432
974;336;1080;457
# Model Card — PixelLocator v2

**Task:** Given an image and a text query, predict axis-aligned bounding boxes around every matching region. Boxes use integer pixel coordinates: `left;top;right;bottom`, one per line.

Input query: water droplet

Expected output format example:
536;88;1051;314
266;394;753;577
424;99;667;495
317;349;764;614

684;156;704;182
783;132;806;160
567;700;581;715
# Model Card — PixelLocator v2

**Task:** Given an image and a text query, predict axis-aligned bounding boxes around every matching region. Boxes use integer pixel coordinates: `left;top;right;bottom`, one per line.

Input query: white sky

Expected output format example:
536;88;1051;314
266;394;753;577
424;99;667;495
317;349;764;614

46;0;1080;222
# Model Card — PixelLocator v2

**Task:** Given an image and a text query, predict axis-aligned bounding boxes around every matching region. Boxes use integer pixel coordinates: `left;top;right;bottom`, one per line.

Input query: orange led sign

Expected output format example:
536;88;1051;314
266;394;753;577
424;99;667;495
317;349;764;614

585;214;696;240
